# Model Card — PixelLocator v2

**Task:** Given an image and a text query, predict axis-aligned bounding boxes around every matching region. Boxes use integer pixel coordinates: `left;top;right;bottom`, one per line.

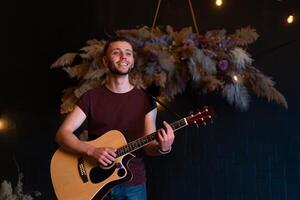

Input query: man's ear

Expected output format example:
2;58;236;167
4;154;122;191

131;60;135;70
102;56;108;67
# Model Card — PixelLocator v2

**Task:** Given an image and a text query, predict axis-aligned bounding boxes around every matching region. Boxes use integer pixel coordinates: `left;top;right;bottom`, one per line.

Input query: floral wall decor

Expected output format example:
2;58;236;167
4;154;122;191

51;25;288;114
0;172;41;200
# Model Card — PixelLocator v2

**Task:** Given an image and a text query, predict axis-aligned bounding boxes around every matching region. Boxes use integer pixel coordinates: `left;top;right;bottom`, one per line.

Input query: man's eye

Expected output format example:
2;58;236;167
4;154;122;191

112;51;120;55
126;52;132;56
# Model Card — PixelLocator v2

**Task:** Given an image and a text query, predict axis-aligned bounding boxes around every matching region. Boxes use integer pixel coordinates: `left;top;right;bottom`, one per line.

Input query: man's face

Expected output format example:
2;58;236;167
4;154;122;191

103;41;134;75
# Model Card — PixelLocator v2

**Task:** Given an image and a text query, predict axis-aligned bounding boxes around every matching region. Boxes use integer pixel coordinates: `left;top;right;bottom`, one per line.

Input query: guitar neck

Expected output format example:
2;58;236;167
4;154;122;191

116;118;188;157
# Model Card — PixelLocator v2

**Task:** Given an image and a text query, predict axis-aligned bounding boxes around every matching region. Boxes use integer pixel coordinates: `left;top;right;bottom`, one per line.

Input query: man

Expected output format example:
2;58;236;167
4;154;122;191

55;36;175;200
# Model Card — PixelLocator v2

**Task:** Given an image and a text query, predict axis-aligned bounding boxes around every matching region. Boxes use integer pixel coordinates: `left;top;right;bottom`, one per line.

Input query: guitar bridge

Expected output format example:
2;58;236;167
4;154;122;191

78;157;89;183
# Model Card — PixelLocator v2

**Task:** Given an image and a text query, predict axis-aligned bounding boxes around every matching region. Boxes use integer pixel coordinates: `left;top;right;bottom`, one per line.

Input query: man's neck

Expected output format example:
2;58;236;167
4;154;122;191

105;75;133;94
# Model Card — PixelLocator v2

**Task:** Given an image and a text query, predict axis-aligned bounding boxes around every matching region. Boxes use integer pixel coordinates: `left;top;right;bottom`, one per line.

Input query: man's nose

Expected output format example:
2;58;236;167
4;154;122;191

120;53;127;60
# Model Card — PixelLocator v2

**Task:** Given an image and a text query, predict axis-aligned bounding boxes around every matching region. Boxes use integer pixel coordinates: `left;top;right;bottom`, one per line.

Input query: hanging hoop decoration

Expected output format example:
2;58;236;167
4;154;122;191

187;0;200;34
151;0;200;34
151;0;162;33
50;3;288;114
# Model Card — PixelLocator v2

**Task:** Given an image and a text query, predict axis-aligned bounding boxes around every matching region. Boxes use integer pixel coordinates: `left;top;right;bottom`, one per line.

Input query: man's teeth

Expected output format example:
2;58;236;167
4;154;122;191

120;62;128;66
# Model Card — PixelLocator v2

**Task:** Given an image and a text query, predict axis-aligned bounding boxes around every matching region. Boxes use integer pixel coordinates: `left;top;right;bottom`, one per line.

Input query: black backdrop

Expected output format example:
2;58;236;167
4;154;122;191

1;0;300;199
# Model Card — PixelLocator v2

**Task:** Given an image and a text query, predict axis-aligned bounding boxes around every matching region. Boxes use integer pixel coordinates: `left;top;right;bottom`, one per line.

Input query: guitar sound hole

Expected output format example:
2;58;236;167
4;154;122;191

90;165;116;183
117;168;126;177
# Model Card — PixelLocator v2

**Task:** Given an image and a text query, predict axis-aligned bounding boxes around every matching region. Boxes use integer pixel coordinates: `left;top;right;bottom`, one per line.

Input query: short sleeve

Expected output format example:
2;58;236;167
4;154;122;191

76;92;90;116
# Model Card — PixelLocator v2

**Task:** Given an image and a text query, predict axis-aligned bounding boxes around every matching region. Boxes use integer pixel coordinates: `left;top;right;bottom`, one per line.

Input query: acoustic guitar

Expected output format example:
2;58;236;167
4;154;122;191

50;107;213;200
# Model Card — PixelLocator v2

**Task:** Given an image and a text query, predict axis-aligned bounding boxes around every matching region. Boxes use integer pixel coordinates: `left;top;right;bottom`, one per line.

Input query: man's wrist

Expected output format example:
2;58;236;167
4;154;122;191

85;145;95;157
158;146;172;154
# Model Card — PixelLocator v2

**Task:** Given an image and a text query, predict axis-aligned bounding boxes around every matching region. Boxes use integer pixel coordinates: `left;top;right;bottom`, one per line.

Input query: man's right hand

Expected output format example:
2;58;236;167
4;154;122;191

87;147;116;166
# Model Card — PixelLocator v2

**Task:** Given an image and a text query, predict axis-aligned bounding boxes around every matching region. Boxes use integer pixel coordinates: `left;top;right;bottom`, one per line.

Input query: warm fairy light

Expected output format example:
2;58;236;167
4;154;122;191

233;75;239;82
216;0;223;6
287;15;294;24
0;120;4;130
0;118;7;131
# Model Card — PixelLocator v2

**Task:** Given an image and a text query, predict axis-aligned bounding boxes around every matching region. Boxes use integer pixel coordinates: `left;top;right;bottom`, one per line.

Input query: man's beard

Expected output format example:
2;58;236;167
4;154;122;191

107;61;134;75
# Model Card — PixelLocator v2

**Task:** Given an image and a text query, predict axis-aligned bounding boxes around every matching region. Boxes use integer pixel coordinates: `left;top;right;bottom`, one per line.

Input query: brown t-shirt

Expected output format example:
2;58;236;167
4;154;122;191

77;85;156;185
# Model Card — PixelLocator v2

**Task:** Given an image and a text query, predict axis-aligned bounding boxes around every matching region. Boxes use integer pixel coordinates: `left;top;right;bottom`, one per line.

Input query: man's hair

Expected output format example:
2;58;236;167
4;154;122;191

102;36;135;56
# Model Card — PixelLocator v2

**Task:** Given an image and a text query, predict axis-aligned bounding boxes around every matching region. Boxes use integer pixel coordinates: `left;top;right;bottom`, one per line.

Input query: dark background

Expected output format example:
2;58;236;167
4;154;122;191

1;0;300;199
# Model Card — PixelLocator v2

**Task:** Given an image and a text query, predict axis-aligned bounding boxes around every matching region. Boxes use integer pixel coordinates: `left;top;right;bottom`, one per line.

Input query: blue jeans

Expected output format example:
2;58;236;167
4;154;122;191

103;183;147;200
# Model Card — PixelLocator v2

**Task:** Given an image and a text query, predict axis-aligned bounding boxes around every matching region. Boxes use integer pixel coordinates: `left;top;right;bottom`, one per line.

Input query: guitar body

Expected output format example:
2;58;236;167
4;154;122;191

50;130;134;200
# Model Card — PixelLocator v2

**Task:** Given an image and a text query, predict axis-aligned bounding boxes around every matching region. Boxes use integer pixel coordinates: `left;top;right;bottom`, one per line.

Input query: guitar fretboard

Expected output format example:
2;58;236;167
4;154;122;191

116;118;187;157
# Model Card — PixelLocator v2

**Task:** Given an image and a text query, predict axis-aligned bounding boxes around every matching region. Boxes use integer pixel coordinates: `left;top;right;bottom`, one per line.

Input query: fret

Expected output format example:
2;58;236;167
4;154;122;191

125;146;129;152
171;118;187;131
129;143;134;150
129;143;133;150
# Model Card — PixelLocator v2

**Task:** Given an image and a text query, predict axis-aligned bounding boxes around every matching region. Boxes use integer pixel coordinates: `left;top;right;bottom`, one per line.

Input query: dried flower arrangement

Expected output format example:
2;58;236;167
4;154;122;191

0;173;41;200
51;25;288;114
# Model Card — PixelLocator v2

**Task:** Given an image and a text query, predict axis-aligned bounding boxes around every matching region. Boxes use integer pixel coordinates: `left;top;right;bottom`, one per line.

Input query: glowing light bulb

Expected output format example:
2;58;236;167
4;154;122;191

233;75;239;81
0;118;7;131
216;0;223;6
0;120;4;130
233;75;239;82
287;15;294;24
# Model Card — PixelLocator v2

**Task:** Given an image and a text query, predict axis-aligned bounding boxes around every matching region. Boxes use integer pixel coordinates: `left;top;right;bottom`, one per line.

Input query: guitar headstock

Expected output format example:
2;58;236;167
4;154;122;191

186;106;214;126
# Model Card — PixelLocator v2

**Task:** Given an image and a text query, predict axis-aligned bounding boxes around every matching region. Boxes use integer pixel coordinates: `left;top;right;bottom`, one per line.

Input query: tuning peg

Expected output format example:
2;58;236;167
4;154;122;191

193;120;199;128
208;115;213;124
201;117;207;126
195;108;202;114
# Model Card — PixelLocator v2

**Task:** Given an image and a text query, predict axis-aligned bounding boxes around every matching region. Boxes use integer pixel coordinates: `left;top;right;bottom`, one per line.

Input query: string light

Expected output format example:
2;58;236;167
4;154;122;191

0;116;15;133
287;15;294;24
0;120;4;130
232;74;245;84
233;75;239;82
215;0;223;7
0;118;8;131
